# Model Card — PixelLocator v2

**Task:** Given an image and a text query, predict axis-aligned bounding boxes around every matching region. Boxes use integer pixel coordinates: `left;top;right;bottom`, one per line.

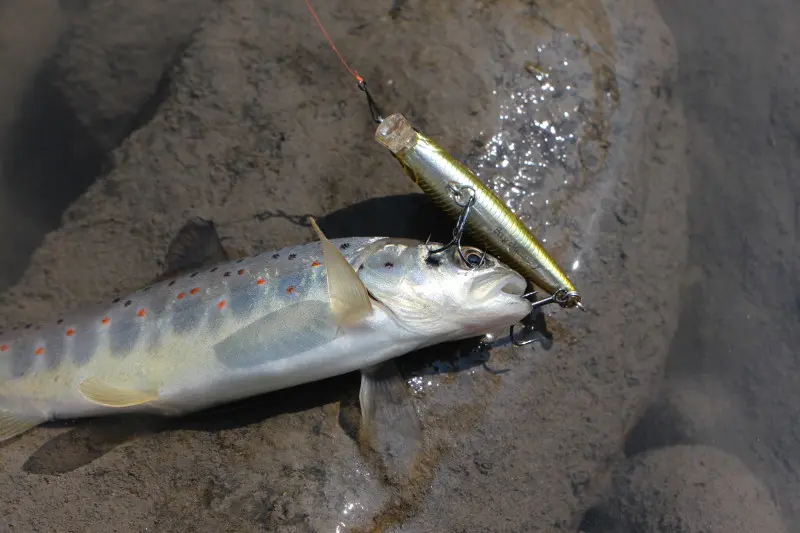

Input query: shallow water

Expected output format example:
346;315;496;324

646;0;800;525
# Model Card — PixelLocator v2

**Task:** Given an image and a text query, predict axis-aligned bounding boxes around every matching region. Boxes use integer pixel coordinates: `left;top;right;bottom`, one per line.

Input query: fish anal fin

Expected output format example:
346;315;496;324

359;360;422;477
79;378;159;408
0;409;45;442
156;217;230;282
308;217;373;327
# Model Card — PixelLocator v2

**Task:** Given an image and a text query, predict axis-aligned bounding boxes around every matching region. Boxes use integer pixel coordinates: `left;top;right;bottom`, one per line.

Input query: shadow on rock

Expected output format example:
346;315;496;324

0;60;108;290
313;193;463;244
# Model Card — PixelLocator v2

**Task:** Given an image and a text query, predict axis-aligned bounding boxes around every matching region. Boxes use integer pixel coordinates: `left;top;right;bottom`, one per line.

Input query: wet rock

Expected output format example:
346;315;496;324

0;0;688;531
51;0;219;153
606;445;787;533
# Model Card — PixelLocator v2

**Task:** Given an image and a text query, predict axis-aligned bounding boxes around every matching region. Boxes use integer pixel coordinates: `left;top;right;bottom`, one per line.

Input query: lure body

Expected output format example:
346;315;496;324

0;235;530;441
375;113;582;308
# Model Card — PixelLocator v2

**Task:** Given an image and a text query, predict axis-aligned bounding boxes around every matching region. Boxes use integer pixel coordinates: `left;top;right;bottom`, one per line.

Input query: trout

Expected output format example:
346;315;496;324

0;218;531;442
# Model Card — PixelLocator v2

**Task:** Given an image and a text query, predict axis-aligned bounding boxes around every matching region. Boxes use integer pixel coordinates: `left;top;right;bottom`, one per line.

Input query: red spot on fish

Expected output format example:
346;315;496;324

311;261;322;267
256;278;266;285
66;329;75;337
217;300;227;310
102;317;110;325
137;308;147;318
0;344;8;352
190;287;200;295
177;292;186;300
34;347;45;356
237;269;246;276
286;286;296;295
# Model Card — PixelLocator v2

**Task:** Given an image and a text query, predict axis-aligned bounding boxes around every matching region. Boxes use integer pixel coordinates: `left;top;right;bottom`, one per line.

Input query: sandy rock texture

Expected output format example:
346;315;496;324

600;445;787;533
0;0;688;531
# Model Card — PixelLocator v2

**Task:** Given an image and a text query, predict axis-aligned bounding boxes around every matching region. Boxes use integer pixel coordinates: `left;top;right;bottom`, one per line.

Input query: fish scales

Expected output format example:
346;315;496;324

0;238;384;415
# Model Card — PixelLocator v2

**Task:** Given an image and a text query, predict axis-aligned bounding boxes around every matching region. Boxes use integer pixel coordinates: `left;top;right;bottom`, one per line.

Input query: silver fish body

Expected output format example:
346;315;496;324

0;236;530;440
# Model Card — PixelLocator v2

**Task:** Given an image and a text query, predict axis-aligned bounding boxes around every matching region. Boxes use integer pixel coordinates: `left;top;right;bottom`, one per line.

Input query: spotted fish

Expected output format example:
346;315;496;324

0;218;531;444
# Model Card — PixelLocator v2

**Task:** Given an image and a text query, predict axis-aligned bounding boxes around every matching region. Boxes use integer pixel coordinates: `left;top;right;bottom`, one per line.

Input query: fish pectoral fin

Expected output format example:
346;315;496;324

79;378;159;407
308;217;373;328
359;360;422;476
0;409;45;442
156;217;230;283
214;300;337;369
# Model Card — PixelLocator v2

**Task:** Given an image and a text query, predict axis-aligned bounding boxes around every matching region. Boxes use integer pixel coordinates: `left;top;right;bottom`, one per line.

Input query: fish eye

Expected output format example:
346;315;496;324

458;247;486;269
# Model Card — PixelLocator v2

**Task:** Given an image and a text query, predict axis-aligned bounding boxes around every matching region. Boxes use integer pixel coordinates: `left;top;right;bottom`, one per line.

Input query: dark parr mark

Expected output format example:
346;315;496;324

339;243;350;250
124;300;132;307
11;338;34;377
73;323;98;366
44;335;65;371
109;312;141;358
172;301;207;334
272;254;280;259
227;282;263;318
288;254;297;260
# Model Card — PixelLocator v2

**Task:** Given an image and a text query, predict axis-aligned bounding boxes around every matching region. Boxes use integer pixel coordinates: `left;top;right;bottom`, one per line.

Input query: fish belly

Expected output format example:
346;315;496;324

158;310;419;415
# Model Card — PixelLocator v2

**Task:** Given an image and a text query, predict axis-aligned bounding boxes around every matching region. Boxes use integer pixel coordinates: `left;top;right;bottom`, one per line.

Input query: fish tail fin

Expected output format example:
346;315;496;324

0;407;45;442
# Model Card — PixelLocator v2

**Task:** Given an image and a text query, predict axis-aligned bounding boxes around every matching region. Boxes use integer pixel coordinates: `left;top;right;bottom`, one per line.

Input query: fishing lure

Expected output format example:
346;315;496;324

301;0;583;345
373;114;584;335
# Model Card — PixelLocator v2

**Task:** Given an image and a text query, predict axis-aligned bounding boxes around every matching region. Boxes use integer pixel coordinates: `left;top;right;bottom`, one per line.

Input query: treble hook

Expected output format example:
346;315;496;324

509;289;584;346
358;80;384;124
425;185;487;268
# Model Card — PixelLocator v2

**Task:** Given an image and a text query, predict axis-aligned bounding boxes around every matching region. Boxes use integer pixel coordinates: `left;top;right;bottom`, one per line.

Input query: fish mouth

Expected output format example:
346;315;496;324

471;270;528;301
498;273;527;296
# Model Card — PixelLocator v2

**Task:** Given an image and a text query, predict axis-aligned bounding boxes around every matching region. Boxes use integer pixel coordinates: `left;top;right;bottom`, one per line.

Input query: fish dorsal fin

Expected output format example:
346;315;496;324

308;217;373;327
79;378;159;407
156;217;231;282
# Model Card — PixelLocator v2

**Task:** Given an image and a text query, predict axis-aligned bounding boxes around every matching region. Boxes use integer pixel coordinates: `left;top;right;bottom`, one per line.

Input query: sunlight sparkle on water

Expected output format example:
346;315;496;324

465;37;599;239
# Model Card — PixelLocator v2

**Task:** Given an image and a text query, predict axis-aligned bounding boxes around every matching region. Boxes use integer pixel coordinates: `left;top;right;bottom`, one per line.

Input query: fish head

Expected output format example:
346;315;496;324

357;239;532;341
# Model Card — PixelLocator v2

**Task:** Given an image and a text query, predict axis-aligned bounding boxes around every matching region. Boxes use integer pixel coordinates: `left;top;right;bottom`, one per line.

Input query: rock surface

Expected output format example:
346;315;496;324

51;0;221;153
603;445;787;533
0;0;688;531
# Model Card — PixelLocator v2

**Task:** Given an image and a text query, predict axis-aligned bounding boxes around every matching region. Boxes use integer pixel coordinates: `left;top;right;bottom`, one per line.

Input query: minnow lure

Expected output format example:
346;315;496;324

0;218;530;442
298;0;581;312
374;113;584;315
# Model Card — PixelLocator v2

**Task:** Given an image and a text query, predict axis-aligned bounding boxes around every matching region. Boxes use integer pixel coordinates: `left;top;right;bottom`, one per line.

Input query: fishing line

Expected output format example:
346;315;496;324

302;0;384;123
